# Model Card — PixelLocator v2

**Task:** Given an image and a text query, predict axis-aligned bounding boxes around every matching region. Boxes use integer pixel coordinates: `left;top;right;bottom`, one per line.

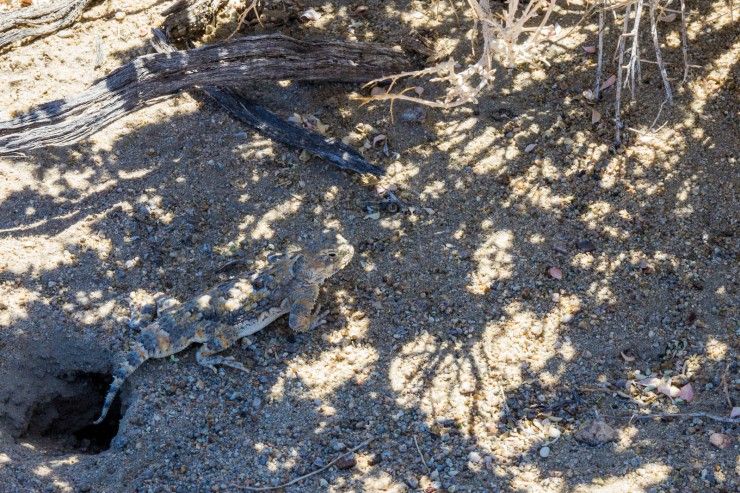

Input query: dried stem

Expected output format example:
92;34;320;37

360;0;557;109
629;412;740;425
614;3;631;146
649;0;673;103
627;0;644;100
228;0;262;39
680;0;690;82
243;438;374;491
594;0;605;100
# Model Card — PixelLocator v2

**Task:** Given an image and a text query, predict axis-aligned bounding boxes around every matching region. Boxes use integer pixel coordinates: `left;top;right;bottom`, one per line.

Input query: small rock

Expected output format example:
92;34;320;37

539;446;551;458
577;239;596;252
400;107;426;123
335;453;356;470
574;419;617;446
330;440;346;451
709;433;732;449
114;11;126;21
405;475;419;488
468;451;482;463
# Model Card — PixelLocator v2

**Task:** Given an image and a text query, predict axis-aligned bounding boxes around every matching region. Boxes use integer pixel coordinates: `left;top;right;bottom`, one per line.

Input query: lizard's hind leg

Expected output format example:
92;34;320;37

195;325;250;373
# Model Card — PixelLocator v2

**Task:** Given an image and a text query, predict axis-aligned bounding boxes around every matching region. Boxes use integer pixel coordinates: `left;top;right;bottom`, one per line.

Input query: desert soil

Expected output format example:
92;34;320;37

0;0;737;492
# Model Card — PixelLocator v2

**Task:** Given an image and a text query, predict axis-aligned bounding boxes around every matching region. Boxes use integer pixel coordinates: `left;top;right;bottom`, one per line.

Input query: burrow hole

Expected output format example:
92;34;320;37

21;372;123;454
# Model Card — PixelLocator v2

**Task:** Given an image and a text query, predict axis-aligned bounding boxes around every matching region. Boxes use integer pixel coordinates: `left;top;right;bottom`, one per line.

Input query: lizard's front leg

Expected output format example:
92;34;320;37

288;284;323;333
195;324;250;373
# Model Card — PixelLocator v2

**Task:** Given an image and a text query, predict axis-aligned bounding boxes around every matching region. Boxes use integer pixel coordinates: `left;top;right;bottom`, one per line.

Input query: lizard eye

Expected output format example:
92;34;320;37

327;252;336;257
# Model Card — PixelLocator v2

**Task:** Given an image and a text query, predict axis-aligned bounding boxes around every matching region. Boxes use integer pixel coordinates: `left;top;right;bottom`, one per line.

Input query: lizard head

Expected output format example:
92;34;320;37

299;235;355;283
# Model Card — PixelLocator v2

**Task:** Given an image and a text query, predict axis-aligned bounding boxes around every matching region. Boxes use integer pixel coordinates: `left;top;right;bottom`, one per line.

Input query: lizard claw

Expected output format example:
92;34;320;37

309;308;330;331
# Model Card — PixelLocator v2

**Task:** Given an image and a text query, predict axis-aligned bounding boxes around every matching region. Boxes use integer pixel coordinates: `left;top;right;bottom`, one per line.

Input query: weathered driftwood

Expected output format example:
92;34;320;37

151;29;383;176
0;0;94;50
0;33;408;155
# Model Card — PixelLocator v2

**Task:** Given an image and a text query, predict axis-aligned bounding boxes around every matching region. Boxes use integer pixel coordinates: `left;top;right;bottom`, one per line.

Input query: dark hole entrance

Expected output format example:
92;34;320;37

21;372;122;454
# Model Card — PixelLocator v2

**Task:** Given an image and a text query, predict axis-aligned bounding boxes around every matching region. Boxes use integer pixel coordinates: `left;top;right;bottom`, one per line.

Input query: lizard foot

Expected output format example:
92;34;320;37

309;307;330;331
197;353;250;373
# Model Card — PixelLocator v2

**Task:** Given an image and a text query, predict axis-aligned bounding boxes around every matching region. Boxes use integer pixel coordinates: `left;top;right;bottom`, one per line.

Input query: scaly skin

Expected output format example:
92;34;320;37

94;240;354;424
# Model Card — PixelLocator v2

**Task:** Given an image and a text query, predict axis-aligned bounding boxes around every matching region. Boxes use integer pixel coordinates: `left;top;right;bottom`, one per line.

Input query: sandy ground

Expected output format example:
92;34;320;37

0;0;737;492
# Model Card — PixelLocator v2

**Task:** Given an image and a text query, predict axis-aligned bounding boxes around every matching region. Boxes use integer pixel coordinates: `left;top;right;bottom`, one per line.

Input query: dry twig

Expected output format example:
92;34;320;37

648;0;673;103
358;0;558;109
243;437;374;491
679;0;690;82
594;0;606;100
629;412;740;424
614;3;631;146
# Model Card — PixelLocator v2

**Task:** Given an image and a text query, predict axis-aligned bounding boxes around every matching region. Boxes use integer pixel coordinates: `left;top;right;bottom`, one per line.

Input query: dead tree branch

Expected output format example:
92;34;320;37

150;29;384;176
0;34;408;155
0;0;94;50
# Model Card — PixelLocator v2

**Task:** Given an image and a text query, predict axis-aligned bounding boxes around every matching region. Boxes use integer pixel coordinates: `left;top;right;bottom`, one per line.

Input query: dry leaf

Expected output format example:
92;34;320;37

601;74;617;90
637;376;663;388
548;267;563;280
300;8;322;21
365;212;380;220
372;134;387;146
287;113;303;125
583;45;597;54
678;383;694;402
414;86;424;96
620;351;635;362
370;86;386;97
657;382;680;398
709;433;732;449
582;89;595;101
659;13;677;22
524;143;536;153
730;407;740;418
591;108;601;124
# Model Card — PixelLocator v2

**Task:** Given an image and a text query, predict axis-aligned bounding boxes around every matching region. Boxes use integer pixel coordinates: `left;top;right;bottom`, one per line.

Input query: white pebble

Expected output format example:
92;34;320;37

539;446;551;458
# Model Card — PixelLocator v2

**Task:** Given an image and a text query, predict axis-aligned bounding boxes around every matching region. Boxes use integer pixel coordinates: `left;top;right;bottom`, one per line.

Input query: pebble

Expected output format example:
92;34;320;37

577;239;596;252
115;11;126;21
574;419;617;446
400;107;426;123
334;453;356;470
539;446;551;458
330;440;346;451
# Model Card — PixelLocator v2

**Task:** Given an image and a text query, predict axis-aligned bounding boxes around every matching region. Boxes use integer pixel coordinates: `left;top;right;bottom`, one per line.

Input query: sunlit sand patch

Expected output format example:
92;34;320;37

388;294;580;450
0;286;40;327
572;463;670;493
290;344;378;398
250;196;303;240
468;228;513;294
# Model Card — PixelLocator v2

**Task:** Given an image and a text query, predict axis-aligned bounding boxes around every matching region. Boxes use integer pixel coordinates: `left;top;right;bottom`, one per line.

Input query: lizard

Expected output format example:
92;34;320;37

94;237;354;424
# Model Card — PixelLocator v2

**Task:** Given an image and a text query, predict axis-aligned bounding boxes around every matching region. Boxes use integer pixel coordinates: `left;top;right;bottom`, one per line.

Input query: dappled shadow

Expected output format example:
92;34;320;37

0;0;737;492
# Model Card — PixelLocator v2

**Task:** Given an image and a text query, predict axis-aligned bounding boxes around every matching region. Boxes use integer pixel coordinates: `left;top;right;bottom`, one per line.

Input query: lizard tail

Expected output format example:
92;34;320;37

93;347;147;424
